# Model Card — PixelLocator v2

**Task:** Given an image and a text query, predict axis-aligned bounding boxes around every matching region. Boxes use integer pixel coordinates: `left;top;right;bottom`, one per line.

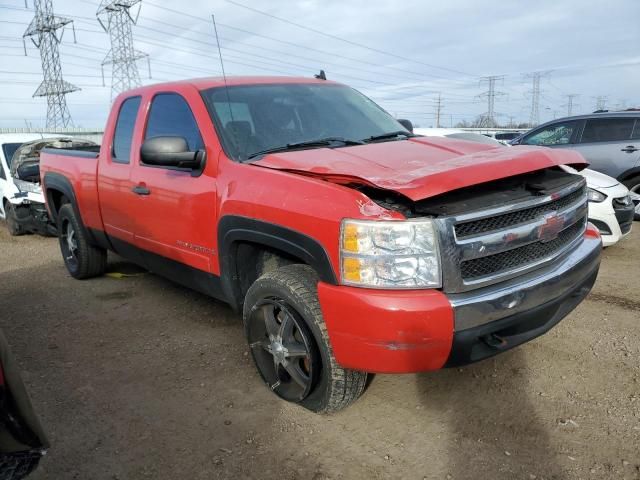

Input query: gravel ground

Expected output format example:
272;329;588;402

0;225;638;480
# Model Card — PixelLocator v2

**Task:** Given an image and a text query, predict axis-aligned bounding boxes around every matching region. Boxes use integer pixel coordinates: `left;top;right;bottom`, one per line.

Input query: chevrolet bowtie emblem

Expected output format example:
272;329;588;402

538;212;564;243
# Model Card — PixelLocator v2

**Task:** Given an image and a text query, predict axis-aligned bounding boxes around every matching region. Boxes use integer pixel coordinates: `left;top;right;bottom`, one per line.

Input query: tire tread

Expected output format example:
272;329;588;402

244;264;367;413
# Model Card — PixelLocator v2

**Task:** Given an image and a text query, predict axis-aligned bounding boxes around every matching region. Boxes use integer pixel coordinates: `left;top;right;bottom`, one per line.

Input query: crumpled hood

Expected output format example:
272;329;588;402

253;137;588;201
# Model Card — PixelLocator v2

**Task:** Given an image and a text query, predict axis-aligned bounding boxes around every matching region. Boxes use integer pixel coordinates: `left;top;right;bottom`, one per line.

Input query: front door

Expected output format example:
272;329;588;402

130;92;217;274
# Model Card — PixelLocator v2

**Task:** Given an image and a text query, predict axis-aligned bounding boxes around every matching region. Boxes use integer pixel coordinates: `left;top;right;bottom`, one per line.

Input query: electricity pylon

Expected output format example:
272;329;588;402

97;0;149;99
477;75;505;128
23;0;79;129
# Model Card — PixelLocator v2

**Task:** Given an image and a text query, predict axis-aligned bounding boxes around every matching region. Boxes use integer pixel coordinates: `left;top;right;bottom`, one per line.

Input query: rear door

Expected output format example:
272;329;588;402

519;120;584;149
97;95;142;245
571;117;639;179
130;91;218;274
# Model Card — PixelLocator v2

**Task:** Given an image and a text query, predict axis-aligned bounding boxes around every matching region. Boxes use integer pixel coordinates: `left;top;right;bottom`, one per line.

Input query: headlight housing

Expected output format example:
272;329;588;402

587;188;606;203
340;219;441;289
13;179;42;194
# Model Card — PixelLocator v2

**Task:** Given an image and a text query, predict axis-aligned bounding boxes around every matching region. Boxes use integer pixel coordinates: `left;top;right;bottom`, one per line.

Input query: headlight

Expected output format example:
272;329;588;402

13;179;42;194
340;219;441;289
587;188;606;203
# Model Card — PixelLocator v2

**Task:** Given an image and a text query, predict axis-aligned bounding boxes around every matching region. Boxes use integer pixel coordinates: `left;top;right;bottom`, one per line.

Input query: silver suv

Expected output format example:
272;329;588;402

511;111;640;197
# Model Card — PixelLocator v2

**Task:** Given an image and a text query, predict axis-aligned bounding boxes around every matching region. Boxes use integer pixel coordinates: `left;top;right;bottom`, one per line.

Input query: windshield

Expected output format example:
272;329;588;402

201;83;407;161
2;143;22;167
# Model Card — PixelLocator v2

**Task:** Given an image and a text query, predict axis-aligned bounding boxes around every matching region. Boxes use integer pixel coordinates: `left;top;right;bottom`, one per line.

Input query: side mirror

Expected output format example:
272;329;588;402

140;136;203;170
16;162;40;181
397;119;413;133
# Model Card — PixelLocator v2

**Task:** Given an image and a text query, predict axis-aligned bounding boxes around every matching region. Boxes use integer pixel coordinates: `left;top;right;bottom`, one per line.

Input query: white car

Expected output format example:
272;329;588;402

564;166;634;247
1;135;97;236
0;133;53;235
414;128;633;247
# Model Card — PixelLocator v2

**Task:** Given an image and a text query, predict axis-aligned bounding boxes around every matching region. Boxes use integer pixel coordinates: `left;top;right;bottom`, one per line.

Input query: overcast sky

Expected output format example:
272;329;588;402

0;0;638;129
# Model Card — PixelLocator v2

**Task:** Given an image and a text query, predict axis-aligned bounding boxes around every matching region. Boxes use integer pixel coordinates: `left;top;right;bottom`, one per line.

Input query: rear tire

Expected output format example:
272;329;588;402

622;175;640;221
57;204;107;279
243;264;368;413
4;201;24;236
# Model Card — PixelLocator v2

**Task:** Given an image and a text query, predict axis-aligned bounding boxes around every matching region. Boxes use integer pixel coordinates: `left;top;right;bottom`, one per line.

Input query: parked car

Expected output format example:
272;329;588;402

417;128;633;246
414;128;505;147
0;135;97;236
0;134;50;235
510;111;640;197
563;166;633;246
482;131;523;145
40;76;601;412
0;329;48;479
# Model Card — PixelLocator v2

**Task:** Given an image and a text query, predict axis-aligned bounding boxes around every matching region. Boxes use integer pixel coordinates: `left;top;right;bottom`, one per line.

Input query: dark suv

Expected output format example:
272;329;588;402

511;111;640;195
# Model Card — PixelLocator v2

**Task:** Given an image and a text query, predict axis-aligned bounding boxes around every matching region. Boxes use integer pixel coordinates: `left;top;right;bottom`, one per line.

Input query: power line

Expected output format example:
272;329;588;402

225;0;474;79
23;0;79;128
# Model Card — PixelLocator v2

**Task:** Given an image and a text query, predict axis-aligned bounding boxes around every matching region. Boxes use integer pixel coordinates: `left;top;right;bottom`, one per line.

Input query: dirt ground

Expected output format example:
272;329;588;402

0;225;638;480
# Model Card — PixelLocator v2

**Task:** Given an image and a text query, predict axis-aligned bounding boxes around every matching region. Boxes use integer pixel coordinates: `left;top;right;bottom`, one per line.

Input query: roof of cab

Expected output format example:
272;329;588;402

118;76;341;98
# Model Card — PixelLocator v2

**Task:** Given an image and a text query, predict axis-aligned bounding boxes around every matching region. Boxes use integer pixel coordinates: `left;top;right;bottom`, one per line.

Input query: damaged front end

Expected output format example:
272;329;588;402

7;137;96;236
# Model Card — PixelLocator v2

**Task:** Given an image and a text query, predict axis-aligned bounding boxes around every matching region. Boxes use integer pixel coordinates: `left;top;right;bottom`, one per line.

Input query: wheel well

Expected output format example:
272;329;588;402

618;168;640;184
232;241;307;311
46;189;69;222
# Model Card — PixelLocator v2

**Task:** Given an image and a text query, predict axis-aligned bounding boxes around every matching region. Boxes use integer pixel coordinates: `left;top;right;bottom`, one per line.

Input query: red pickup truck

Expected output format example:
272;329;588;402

40;76;601;412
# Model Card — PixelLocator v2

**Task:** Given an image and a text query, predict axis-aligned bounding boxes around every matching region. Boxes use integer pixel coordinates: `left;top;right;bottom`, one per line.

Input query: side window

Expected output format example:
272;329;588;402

632;120;640;140
523;121;578;146
145;93;204;152
580;118;635;143
112;96;141;163
0;161;5;180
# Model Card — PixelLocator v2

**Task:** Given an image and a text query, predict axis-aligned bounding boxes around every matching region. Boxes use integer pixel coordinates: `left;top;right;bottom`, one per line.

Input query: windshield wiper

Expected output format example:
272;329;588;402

364;130;415;143
247;137;364;160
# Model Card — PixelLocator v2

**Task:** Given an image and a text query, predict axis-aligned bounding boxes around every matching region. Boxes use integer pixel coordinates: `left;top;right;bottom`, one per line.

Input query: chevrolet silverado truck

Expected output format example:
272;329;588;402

40;77;602;413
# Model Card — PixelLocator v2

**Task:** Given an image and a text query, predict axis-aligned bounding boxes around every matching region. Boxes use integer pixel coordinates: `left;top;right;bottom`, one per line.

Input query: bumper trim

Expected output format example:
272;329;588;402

444;264;598;367
449;235;601;331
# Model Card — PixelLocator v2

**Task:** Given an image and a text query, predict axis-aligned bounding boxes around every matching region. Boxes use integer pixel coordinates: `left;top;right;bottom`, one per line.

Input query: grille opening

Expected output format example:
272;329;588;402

460;218;586;281
455;187;585;239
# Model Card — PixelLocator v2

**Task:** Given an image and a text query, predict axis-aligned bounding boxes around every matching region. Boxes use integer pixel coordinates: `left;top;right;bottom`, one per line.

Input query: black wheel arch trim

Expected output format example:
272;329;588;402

42;172;111;250
617;167;640;184
218;215;338;309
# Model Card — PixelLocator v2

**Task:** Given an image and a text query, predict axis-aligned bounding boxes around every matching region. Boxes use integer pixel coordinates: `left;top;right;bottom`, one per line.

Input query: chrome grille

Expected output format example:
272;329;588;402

460;219;586;280
455;187;585;238
437;178;588;293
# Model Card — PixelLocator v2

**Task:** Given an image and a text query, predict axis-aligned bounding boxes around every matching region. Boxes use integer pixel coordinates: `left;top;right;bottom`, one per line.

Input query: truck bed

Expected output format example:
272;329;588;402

39;146;103;232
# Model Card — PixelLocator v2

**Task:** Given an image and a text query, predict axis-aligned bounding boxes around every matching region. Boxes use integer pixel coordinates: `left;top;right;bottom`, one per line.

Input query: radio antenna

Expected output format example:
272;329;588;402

211;14;234;123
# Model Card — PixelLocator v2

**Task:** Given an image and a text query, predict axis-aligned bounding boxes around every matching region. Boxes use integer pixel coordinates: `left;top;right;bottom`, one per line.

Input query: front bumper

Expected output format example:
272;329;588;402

587;187;634;246
9;199;56;235
318;230;601;374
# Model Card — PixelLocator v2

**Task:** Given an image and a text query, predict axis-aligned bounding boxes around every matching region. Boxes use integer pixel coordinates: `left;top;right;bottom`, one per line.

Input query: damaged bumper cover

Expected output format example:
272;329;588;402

317;230;601;374
8;195;56;236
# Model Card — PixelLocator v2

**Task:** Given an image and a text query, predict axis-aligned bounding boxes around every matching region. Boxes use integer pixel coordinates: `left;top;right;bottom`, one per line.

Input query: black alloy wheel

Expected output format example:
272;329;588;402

247;297;318;402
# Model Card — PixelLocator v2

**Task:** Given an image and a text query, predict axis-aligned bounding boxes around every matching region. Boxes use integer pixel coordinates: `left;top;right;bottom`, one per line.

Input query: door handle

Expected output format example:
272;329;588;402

621;145;638;153
132;184;151;195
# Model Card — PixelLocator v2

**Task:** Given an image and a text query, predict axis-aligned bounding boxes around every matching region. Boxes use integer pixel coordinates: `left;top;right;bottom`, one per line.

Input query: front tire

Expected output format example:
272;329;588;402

243;264;368;413
57;203;107;279
4;201;24;236
622;175;640;221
